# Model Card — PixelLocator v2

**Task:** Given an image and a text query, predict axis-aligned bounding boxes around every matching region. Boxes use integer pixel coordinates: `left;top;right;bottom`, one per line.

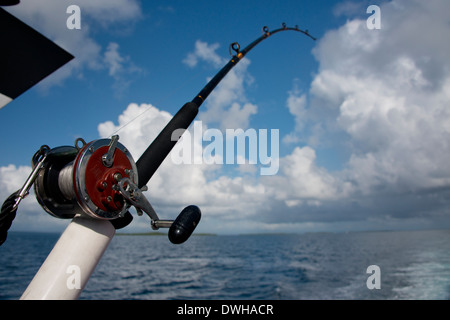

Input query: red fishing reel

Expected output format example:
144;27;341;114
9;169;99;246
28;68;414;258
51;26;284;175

35;135;138;220
32;135;200;243
69;135;138;219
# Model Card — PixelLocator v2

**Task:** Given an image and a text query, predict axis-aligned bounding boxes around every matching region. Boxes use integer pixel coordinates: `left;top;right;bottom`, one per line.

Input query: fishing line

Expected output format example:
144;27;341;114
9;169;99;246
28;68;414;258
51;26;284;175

107;69;206;138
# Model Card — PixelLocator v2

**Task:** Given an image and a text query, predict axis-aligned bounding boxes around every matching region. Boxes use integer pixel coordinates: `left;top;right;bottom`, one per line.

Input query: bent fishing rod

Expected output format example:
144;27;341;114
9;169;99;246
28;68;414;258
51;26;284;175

1;23;315;247
136;23;315;188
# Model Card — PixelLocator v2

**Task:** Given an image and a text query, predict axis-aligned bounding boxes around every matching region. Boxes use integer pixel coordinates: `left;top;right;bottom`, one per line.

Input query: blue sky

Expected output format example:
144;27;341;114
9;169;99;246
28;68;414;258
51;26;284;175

0;0;344;166
2;0;450;235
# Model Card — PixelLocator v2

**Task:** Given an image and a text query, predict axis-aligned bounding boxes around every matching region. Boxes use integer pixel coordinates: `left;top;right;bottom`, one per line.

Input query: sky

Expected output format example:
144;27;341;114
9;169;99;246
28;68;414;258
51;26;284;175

1;0;450;235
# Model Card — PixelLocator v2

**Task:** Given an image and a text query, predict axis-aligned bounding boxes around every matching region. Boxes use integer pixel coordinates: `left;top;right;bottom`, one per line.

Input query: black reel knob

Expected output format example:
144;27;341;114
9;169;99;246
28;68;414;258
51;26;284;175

168;205;201;244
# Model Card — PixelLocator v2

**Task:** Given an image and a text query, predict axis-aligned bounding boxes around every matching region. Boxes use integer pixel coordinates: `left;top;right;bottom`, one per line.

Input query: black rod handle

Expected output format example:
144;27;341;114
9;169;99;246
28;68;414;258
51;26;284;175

136;101;199;188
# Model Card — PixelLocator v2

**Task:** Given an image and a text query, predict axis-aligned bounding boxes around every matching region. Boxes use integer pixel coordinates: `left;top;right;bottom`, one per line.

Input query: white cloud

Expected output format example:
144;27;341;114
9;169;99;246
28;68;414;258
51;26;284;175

104;42;125;77
79;0;142;26
220;102;258;130
304;0;450;221
287;86;307;130
282;80;308;145
0;165;31;196
103;42;142;97
0;165;68;233
182;40;224;68
279;146;346;201
316;1;450;190
333;1;368;17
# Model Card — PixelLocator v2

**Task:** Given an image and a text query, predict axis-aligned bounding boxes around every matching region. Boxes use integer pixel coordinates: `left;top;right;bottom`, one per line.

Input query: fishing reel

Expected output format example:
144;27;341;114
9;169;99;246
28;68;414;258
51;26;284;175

31;135;200;244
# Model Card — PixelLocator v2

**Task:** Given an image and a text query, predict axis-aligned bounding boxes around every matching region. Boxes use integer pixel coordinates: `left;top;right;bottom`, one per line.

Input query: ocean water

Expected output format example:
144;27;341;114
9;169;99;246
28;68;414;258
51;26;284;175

1;229;450;300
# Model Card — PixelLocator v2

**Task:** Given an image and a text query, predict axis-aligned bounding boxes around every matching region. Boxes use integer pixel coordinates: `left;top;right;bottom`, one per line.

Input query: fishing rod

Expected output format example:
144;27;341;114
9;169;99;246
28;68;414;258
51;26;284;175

1;23;315;299
136;23;316;188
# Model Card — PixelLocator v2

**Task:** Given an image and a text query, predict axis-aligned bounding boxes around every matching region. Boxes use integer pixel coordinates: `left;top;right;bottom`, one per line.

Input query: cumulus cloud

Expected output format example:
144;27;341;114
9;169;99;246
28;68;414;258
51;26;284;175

103;42;142;97
333;1;369;17
104;42;125;77
278;146;347;201
5;0;142;89
183;40;224;68
282;80;308;145
0;165;68;232
313;0;450;190
0;165;33;198
302;0;450;225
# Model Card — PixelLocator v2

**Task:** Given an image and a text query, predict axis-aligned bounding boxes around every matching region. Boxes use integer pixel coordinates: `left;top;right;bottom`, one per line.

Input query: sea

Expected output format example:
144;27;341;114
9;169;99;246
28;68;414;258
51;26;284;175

1;229;450;300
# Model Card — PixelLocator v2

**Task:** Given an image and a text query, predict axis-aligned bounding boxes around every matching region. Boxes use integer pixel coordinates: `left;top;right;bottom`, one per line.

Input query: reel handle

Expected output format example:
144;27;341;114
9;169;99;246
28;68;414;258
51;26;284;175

151;206;201;244
168;205;201;244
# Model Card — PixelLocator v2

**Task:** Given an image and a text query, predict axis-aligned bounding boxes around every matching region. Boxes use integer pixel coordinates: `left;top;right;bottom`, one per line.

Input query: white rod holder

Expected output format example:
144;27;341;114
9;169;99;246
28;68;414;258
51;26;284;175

20;215;115;300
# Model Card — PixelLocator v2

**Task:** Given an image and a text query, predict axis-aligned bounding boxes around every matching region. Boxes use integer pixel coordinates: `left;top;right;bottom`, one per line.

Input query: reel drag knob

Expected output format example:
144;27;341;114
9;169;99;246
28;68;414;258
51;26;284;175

168;205;201;244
